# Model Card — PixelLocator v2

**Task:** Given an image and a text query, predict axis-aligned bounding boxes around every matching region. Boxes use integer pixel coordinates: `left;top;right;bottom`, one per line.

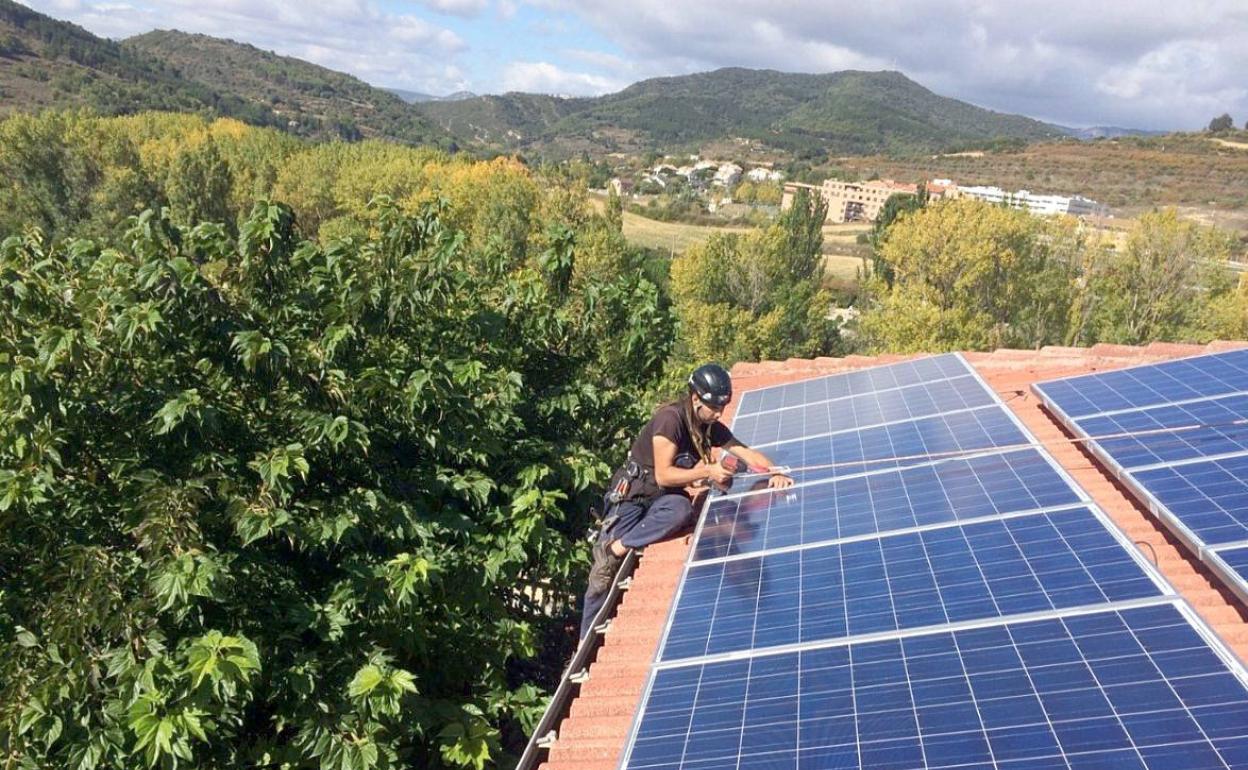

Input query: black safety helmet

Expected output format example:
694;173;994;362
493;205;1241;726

688;363;732;408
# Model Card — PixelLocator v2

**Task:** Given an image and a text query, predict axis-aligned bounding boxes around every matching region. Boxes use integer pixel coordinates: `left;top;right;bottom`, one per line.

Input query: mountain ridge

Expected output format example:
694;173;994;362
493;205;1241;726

420;67;1068;157
2;1;1147;160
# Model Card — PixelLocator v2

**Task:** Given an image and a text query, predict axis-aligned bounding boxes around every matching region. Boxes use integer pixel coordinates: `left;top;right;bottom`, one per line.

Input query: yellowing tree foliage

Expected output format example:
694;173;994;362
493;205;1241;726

863;199;1246;352
860;199;1084;352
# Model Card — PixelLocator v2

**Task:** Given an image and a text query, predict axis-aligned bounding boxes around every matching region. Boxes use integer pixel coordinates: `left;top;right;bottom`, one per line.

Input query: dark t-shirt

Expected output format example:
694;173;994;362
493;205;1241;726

629;402;734;496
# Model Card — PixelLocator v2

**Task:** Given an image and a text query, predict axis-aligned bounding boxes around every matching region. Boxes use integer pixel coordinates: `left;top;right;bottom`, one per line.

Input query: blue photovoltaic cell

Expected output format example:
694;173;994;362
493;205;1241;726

733;353;972;418
662;507;1161;661
731;374;996;447
1074;393;1248;469
1214;547;1248;591
1034;347;1248;419
1133;454;1248;546
693;449;1082;561
760;405;1029;485
1036;351;1248;609
627;604;1248;770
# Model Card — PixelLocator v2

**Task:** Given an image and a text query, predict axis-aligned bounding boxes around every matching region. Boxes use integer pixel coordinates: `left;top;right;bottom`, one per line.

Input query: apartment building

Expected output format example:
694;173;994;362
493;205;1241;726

782;178;919;223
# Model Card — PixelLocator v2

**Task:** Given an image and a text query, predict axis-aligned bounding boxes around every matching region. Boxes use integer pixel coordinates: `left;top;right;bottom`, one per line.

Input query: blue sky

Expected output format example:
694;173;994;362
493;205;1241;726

18;0;1248;130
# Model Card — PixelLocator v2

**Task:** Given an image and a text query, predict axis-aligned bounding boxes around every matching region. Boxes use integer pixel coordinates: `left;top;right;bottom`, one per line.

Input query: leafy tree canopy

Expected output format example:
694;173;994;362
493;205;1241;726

1072;208;1239;345
0;179;673;767
862;199;1244;352
860;198;1087;352
668;188;841;365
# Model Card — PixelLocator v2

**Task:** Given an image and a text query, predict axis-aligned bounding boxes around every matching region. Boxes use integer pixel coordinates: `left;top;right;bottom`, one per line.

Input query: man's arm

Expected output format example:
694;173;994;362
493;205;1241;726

653;435;733;488
722;438;794;489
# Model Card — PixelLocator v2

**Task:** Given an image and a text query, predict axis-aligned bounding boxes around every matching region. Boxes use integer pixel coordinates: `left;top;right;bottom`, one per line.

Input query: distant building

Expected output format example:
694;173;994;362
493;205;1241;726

924;178;958;201
746;167;785;183
955;185;1109;217
782;179;918;223
713;163;743;187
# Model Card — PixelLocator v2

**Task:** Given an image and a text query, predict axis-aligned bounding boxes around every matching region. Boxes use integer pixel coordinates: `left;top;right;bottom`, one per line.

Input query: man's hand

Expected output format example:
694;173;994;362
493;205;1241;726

706;462;735;488
768;473;794;490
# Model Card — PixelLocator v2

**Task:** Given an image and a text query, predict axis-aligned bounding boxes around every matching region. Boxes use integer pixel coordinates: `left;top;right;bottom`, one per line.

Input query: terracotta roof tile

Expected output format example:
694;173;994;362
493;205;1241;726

534;341;1248;770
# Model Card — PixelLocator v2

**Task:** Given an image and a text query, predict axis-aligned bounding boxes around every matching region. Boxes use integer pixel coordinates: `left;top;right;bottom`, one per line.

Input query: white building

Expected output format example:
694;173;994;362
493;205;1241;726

745;167;785;183
713;163;743;187
956;185;1108;217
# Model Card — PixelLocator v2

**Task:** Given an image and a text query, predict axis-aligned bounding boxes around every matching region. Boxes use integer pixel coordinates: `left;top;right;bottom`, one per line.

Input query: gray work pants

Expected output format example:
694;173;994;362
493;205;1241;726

579;493;695;638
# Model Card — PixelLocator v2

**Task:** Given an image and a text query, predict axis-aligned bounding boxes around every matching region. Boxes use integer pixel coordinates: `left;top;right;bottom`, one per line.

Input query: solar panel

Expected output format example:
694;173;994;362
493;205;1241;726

694;449;1081;561
1069;393;1248;470
759;405;1030;485
731;374;997;447
1033;348;1248;419
734;353;973;418
628;604;1248;770
662;507;1164;662
1034;350;1248;604
1211;547;1248;597
616;354;1248;770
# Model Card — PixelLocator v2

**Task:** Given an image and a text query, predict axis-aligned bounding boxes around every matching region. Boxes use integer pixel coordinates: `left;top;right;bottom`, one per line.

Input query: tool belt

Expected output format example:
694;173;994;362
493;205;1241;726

605;457;662;507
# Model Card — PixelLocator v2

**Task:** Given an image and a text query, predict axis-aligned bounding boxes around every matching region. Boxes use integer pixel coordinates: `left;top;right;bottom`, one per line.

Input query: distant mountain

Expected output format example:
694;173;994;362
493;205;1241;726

419;68;1066;157
125;30;451;147
1064;125;1168;140
0;0;282;126
387;87;477;104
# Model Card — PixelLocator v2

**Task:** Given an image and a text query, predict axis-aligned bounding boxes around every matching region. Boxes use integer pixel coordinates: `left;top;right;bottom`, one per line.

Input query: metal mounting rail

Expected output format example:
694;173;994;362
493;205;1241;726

515;549;639;770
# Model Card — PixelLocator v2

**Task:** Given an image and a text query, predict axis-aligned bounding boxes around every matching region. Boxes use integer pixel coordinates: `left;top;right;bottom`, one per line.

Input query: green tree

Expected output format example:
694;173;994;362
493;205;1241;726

1209;113;1235;132
1070;208;1238;344
669;188;839;365
0;111;99;239
0;194;673;768
776;187;827;279
605;187;623;233
868;189;926;287
859;198;1083;352
164;138;234;230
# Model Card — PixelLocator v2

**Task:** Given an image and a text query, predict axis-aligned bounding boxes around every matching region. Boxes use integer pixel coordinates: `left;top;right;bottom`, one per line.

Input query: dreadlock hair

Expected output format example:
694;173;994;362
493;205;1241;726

682;391;714;465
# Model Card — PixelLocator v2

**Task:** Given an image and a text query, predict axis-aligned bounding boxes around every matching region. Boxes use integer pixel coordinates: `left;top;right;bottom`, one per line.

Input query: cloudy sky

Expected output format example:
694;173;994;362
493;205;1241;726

19;0;1248;130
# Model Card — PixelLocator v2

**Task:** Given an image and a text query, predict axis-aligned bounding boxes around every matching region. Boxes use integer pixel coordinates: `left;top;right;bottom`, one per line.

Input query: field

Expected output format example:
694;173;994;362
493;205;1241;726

618;211;754;254
602;202;869;281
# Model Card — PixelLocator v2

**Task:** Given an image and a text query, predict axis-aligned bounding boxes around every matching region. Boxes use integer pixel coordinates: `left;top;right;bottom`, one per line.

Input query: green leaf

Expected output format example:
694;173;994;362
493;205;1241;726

347;665;384;699
150;389;202;435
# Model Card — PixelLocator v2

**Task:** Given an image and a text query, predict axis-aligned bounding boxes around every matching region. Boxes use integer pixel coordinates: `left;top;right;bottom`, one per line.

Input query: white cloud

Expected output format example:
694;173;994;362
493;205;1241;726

411;0;488;17
522;0;1248;129
500;60;624;96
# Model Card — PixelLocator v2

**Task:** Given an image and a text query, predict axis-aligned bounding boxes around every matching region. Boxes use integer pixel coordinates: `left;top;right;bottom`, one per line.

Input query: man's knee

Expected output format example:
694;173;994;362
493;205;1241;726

651;493;693;523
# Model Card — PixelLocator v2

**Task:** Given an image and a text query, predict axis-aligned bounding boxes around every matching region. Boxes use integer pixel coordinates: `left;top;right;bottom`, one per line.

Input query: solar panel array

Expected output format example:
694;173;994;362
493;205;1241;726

619;354;1248;770
1034;348;1248;608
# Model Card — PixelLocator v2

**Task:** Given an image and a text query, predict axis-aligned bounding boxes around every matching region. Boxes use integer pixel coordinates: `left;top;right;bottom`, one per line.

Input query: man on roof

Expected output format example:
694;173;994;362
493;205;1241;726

580;363;794;638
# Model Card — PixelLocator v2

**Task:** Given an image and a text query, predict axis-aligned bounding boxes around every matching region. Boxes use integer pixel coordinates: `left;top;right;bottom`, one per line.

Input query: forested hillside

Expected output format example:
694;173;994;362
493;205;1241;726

421;68;1065;157
0;0;280;126
0;1;452;146
125;30;450;147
